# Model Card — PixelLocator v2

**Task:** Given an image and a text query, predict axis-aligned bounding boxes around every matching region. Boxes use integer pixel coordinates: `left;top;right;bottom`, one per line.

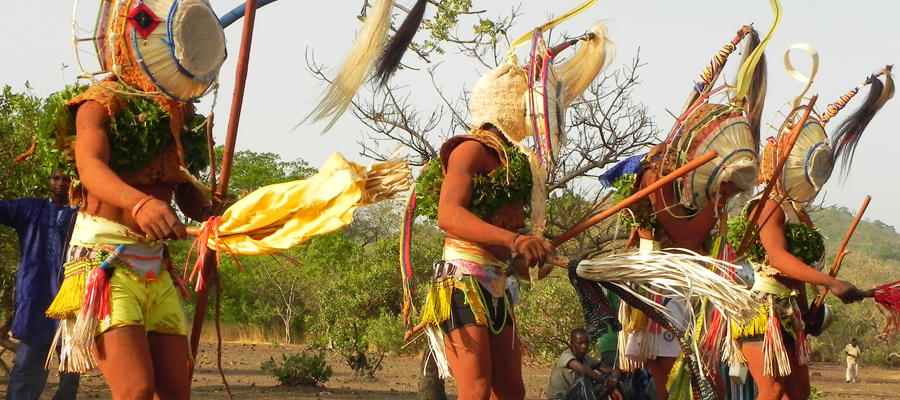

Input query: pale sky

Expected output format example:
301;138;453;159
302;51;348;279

2;0;898;229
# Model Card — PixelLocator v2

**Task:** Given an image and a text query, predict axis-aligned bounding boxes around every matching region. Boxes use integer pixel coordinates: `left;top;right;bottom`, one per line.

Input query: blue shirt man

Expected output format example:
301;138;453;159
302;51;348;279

1;170;80;400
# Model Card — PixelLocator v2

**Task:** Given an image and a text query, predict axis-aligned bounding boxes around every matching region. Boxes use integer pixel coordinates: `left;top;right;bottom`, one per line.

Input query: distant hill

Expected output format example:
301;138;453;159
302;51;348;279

812;206;900;264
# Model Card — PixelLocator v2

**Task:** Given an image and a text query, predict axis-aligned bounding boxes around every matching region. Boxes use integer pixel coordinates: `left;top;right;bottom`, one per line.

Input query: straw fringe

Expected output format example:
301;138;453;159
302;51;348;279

424;325;451;378
305;0;394;132
616;299;642;372
576;250;757;324
761;297;791;376
360;158;412;204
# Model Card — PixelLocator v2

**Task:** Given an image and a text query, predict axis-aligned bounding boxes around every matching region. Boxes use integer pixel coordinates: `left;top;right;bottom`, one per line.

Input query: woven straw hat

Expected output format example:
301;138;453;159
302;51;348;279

469;64;529;143
97;0;226;101
675;102;758;208
761;119;834;203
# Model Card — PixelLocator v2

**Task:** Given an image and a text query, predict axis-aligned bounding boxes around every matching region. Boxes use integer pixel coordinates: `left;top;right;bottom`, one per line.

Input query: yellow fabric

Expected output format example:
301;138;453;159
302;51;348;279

99;268;186;336
201;153;395;255
751;275;793;297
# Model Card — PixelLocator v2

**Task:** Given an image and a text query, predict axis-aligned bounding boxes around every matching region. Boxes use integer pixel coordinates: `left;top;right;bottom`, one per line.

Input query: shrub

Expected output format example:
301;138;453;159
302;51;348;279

260;352;333;386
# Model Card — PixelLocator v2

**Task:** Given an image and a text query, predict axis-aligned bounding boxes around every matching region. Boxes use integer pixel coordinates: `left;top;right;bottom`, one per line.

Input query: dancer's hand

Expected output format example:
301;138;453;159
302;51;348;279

827;279;866;304
135;199;187;241
511;234;553;268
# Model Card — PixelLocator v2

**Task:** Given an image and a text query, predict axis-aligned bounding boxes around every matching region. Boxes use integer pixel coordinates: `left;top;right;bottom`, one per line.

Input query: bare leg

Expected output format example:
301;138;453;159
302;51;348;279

646;356;676;400
148;333;192;400
742;340;782;400
445;325;493;400
93;326;155;400
487;325;524;400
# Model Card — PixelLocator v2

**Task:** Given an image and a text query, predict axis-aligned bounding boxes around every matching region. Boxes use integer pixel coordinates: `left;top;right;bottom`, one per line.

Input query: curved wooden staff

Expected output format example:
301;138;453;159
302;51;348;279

190;0;260;362
735;94;818;257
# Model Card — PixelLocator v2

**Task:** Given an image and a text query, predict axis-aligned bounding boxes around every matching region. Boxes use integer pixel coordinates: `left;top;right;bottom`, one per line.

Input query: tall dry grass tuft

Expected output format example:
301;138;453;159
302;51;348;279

194;322;277;344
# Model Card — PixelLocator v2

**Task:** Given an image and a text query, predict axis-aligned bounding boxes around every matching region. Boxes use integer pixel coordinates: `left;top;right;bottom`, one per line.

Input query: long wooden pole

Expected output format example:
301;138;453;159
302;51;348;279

813;196;871;307
190;0;260;362
551;150;717;247
736;94;818;256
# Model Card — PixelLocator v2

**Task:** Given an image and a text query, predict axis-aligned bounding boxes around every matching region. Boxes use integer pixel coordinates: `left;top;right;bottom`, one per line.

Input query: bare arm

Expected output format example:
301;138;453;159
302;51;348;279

74;100;186;240
757;199;864;303
436;140;551;266
174;183;212;222
644;171;734;251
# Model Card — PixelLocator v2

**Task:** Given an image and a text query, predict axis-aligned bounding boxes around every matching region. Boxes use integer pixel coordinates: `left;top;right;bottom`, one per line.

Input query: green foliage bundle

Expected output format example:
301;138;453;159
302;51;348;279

727;216;825;265
37;85;210;180
260;352;333;386
415;145;531;220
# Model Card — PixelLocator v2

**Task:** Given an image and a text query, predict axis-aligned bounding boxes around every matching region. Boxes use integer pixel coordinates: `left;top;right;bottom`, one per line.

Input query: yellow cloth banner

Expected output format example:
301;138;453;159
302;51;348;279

199;152;409;255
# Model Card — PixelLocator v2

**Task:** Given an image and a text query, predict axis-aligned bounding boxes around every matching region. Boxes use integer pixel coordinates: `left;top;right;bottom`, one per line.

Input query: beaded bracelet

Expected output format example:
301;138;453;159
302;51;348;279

131;195;156;220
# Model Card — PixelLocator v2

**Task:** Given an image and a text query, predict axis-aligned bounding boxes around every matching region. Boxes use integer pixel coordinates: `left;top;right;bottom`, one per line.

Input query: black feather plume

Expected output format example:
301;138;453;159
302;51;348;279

832;71;894;176
373;0;427;87
739;28;766;149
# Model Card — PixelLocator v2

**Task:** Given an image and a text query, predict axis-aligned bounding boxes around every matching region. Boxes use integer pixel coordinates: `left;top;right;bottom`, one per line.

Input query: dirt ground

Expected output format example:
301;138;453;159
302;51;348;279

2;342;899;399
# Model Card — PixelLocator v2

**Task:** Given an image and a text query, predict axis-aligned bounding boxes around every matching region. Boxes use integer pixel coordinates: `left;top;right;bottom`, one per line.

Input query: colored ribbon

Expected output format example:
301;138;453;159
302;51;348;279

783;43;820;109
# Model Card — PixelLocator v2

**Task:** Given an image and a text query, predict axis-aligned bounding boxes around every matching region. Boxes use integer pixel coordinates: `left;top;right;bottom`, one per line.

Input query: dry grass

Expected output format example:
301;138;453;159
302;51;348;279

195;322;280;344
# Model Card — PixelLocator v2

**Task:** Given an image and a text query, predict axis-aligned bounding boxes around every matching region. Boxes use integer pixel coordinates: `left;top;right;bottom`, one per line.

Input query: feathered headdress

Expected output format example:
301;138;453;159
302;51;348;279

762;65;894;202
660;20;774;209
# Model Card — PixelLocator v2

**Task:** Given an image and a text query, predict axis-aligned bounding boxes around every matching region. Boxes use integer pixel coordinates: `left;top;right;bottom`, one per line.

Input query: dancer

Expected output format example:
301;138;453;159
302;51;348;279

732;66;893;400
601;24;769;400
40;1;226;399
407;15;613;400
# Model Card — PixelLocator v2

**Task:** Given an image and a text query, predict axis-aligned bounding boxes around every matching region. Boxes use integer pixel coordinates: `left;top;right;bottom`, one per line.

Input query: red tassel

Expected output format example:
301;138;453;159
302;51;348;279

186;216;244;292
82;267;111;320
872;281;900;339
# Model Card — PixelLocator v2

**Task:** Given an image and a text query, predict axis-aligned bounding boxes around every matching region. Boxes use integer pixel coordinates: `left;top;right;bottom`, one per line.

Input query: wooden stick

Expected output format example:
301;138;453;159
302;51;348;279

813;195;871;307
736;95;819;256
551;151;718;248
191;0;260;363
